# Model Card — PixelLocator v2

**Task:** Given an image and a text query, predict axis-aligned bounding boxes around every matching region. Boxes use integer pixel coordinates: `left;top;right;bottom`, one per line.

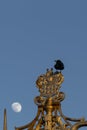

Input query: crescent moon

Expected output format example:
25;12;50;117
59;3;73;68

11;102;22;112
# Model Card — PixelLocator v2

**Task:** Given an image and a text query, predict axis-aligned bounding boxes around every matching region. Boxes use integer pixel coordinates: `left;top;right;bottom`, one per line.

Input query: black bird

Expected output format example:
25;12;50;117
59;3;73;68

54;60;64;71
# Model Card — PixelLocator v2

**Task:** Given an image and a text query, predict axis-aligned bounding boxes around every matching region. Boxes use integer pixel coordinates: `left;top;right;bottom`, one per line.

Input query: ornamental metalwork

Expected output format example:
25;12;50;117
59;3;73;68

3;61;87;130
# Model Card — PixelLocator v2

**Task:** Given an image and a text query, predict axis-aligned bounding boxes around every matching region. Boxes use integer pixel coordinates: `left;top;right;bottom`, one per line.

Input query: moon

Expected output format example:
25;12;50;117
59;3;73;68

11;102;22;112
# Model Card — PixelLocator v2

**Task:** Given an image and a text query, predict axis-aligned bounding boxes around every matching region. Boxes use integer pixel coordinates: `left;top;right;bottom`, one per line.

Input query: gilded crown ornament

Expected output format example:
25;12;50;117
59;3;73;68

35;68;65;106
3;60;87;130
36;69;64;97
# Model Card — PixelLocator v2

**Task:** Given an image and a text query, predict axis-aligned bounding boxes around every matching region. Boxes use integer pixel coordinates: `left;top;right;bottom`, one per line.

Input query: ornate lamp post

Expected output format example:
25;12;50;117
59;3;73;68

3;61;87;130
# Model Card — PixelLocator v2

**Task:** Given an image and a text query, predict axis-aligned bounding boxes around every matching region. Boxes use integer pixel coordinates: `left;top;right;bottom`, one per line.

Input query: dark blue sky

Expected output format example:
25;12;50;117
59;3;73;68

0;1;87;130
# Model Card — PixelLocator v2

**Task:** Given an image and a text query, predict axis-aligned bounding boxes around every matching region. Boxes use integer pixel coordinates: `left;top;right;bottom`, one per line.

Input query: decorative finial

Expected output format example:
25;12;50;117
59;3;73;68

3;109;7;130
35;61;65;106
15;61;87;130
36;67;64;98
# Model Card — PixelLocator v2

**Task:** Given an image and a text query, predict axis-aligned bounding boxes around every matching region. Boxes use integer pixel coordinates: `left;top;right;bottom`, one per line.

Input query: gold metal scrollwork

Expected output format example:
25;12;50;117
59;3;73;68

71;121;87;130
15;67;87;130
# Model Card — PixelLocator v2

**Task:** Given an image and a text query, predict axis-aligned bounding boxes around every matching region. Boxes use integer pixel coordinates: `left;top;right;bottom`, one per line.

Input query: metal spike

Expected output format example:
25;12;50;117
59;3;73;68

3;109;7;130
